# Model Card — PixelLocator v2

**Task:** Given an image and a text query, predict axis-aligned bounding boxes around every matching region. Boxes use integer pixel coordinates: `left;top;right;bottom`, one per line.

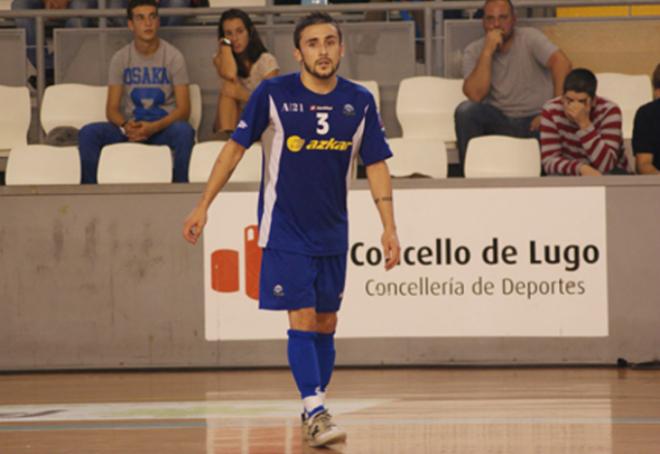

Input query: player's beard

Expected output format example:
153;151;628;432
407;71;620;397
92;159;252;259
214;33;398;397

303;58;340;80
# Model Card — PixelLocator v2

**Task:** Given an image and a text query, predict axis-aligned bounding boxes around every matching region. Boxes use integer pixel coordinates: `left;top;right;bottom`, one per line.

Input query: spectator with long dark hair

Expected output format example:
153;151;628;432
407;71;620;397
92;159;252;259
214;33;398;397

213;9;279;134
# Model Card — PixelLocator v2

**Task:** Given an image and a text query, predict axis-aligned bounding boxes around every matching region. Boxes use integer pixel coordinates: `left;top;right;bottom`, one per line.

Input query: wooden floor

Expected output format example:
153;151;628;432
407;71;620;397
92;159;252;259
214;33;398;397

0;368;659;453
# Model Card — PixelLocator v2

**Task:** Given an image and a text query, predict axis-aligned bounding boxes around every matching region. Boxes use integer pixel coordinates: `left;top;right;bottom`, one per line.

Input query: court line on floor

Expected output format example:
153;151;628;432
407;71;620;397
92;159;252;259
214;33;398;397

1;416;660;432
0;399;389;422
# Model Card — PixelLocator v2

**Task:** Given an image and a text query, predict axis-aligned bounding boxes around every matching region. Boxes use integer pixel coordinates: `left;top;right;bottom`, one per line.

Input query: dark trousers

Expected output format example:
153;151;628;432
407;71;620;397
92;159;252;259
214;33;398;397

78;121;194;184
454;101;538;176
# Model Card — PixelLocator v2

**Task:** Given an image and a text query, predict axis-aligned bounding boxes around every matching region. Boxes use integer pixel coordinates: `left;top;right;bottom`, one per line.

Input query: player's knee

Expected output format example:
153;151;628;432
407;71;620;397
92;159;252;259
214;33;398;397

316;312;337;334
288;308;317;331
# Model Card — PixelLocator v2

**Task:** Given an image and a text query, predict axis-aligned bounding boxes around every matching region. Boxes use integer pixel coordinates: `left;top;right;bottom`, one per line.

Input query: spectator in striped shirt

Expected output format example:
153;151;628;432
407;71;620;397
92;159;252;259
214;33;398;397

540;68;629;176
633;63;660;175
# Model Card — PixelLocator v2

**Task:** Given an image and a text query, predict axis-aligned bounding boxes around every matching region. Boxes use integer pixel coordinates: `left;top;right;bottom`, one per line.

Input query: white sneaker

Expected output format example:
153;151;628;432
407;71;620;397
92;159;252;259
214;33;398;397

303;409;347;447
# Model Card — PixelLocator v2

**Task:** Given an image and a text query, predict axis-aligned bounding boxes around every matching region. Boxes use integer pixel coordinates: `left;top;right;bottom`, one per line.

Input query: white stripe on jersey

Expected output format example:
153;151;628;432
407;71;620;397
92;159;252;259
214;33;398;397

346;105;368;189
258;95;285;248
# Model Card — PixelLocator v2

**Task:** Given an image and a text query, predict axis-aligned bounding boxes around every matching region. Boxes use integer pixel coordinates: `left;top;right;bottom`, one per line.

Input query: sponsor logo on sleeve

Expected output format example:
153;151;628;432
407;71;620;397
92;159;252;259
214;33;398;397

342;104;356;116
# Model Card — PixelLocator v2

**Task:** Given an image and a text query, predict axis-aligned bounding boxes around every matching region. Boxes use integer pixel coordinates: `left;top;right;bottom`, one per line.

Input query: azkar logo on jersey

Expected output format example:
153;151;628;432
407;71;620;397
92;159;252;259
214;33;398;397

287;135;306;152
286;135;351;153
306;138;352;151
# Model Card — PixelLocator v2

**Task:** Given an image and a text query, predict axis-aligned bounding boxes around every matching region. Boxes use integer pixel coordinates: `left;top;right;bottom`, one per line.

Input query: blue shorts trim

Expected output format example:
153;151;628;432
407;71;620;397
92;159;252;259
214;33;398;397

259;249;346;313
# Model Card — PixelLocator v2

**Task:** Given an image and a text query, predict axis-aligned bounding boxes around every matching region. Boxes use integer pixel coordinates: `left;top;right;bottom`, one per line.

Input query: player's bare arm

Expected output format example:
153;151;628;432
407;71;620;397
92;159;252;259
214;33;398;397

183;140;246;244
365;160;400;270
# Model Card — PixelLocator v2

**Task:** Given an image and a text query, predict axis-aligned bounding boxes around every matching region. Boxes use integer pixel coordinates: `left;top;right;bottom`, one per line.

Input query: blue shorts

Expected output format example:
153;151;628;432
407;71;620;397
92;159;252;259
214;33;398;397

259;249;347;313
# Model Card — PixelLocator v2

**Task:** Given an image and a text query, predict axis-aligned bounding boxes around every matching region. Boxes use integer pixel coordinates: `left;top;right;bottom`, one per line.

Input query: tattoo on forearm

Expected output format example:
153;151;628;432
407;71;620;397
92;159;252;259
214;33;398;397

374;196;393;204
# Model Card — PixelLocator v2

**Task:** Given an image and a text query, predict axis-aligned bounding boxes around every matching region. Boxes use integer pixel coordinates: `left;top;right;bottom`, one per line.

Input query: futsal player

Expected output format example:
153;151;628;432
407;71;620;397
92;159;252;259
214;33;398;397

183;11;400;447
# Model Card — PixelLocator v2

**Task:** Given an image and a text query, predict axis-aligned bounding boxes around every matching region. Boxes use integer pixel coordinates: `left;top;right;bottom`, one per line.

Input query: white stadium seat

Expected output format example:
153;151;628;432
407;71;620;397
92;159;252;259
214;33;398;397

465;136;541;178
97;143;172;184
41;83;201;137
396;76;466;142
0;85;31;152
387;137;448;179
596;73;653;140
5;145;80;185
189;140;262;183
40;84;107;134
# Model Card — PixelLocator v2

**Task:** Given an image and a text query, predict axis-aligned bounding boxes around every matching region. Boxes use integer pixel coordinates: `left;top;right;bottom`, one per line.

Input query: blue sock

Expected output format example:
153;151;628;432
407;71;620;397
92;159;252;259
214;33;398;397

315;332;336;393
287;329;324;416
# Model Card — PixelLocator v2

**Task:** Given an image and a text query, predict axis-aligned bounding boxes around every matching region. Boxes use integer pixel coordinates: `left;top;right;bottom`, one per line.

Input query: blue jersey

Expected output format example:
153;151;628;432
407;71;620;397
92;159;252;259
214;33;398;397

231;73;392;256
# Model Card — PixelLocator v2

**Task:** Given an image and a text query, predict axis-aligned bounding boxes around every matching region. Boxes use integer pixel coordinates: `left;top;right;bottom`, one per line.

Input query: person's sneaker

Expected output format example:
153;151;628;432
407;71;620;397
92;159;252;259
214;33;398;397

300;412;307;438
302;409;347;447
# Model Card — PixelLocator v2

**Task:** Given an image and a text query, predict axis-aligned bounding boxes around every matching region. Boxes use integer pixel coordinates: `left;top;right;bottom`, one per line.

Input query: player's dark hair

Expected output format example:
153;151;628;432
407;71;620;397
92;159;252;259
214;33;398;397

293;12;343;50
653;63;660;90
127;0;158;20
563;68;597;98
218;9;268;79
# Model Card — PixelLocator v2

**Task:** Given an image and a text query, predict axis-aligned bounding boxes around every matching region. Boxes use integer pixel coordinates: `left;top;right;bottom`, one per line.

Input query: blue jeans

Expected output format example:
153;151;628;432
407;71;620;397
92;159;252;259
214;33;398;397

78;121;194;183
107;0;190;26
454;101;538;176
12;0;98;69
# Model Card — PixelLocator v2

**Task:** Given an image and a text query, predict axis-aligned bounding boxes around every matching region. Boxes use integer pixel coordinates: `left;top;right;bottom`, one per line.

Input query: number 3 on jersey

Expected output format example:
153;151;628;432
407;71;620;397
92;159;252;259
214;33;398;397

316;112;329;135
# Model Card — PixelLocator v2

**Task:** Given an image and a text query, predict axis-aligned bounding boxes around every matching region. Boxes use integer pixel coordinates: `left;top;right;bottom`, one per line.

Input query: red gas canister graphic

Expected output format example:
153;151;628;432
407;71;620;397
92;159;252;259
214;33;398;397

211;249;239;293
210;224;261;301
244;225;262;300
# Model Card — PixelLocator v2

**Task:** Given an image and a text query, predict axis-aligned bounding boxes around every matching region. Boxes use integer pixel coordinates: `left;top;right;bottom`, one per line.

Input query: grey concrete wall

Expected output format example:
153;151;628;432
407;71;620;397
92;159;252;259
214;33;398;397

0;30;27;86
1;177;659;371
